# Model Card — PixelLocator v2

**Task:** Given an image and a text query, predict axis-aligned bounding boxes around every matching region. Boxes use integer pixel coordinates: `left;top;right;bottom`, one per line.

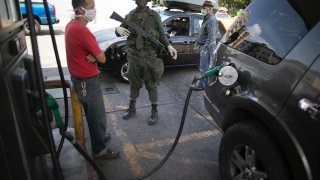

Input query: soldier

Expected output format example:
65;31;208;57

115;0;177;125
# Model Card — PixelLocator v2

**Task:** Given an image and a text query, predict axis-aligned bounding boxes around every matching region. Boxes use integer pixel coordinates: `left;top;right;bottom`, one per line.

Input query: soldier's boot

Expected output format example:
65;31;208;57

122;100;136;120
148;104;158;125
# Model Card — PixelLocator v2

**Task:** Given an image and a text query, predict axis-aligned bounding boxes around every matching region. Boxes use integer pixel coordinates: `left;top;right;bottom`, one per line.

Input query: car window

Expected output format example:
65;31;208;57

164;17;190;37
193;18;203;37
221;0;309;65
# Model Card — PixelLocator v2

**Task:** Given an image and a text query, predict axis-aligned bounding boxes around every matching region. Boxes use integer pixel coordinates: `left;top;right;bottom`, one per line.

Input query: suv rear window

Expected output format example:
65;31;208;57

221;0;308;64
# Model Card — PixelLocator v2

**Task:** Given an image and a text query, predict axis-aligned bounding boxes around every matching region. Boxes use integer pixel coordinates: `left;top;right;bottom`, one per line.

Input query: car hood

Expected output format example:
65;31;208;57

93;29;127;50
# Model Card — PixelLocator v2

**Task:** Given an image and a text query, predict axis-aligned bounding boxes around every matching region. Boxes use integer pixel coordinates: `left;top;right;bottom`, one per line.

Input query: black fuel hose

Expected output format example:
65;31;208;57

129;67;222;179
42;0;69;157
130;76;201;180
24;0;64;179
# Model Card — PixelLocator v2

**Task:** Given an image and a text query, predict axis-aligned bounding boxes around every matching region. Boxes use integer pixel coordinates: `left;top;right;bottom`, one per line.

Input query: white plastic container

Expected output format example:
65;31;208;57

163;0;219;12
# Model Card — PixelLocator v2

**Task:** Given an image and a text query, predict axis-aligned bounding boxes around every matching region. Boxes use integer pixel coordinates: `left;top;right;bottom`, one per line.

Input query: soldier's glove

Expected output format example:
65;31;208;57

116;27;130;36
168;45;177;60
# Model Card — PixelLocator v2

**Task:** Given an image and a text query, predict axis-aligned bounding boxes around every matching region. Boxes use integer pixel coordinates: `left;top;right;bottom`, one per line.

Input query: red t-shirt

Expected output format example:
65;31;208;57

65;20;102;78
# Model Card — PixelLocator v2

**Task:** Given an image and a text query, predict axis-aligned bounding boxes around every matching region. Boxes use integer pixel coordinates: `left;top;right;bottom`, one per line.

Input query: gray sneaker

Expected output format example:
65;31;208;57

94;148;120;159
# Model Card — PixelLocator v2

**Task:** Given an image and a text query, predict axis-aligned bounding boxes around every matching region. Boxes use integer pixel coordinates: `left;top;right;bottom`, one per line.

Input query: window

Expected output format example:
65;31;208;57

165;17;190;37
221;0;308;64
193;18;203;36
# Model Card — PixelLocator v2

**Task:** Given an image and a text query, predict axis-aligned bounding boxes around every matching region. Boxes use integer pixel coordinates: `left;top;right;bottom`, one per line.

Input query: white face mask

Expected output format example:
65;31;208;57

77;7;96;22
201;8;207;15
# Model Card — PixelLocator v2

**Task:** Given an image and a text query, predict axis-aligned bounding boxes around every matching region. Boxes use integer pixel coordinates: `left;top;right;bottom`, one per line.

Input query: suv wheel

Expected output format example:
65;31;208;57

118;60;129;83
24;19;41;35
219;121;291;180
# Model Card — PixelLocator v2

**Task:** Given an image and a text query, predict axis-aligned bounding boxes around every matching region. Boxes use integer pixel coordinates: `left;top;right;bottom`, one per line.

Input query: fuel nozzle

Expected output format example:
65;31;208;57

203;66;223;77
192;65;239;91
192;66;223;90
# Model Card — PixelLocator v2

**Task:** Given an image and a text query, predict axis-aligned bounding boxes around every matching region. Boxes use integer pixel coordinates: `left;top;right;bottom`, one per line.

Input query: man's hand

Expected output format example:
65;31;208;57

193;42;200;50
116;27;130;36
168;45;177;60
86;54;96;63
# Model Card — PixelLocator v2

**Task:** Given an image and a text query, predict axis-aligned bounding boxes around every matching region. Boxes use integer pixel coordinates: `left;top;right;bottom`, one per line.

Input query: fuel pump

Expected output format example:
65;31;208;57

0;0;63;179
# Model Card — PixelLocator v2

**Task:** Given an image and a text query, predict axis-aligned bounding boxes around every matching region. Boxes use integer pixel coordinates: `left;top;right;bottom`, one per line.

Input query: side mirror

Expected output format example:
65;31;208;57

225;32;239;45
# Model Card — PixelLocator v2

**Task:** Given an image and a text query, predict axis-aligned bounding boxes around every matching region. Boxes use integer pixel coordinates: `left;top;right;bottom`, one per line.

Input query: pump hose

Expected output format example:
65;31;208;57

42;0;69;158
130;76;200;180
24;0;65;179
130;68;223;179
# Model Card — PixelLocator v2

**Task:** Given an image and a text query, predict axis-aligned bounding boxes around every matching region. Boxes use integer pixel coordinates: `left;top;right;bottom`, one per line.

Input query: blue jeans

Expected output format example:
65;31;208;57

71;76;107;154
199;44;216;88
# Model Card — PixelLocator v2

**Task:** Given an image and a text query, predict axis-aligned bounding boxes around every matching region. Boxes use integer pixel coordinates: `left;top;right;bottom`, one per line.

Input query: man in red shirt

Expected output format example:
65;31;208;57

65;0;119;159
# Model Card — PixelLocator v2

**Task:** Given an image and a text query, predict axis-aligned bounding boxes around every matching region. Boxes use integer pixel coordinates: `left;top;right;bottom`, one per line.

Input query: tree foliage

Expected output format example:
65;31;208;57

219;0;253;16
152;0;162;5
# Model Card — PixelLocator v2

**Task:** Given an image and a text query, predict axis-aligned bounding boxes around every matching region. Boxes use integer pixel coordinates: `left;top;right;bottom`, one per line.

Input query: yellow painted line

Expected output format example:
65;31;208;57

139;151;163;160
103;96;143;176
136;129;221;150
139;151;218;165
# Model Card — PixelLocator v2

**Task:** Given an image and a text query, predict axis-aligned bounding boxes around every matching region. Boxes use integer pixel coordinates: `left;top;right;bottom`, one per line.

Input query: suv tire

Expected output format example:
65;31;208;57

118;60;129;83
219;121;291;180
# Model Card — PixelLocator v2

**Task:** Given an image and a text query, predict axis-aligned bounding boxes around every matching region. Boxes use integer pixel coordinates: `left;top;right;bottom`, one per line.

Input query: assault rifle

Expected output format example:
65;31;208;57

109;11;170;55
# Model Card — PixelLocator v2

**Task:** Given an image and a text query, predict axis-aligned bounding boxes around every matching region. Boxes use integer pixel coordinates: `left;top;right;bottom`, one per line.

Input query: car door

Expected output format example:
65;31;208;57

274;20;320;180
190;15;203;64
277;56;320;180
160;15;192;66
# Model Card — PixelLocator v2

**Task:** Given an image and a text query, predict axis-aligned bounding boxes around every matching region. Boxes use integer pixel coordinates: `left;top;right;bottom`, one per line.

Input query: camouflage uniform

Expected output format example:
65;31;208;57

116;5;170;124
120;7;169;103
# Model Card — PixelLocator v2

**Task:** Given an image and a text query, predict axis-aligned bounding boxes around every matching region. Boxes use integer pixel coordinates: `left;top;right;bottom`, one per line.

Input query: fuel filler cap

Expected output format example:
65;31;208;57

218;66;238;86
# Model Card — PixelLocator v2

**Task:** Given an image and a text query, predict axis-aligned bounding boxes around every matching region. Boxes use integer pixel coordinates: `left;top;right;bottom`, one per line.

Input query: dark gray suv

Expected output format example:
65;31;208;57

204;0;320;179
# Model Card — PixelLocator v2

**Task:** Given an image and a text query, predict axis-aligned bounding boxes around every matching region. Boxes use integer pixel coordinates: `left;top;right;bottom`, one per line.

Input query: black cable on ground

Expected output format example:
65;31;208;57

24;0;64;179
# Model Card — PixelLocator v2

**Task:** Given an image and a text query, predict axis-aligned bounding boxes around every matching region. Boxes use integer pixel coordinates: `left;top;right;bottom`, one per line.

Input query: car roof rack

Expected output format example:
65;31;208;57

163;0;219;13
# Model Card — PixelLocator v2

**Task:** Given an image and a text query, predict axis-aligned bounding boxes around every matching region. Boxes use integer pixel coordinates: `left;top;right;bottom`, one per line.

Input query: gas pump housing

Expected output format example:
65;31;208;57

0;0;50;179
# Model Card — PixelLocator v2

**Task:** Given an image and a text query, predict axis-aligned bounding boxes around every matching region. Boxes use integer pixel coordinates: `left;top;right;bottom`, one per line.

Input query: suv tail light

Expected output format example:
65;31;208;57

53;5;56;15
